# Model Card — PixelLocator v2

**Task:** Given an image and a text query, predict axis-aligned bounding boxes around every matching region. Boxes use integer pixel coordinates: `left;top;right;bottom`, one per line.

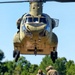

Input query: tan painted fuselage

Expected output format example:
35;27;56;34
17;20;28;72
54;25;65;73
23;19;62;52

13;13;58;55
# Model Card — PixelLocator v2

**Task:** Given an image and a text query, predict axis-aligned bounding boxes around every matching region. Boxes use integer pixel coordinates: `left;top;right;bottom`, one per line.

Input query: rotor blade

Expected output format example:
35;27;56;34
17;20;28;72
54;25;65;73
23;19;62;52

46;0;75;2
0;1;27;4
0;0;44;4
0;0;75;4
55;0;75;2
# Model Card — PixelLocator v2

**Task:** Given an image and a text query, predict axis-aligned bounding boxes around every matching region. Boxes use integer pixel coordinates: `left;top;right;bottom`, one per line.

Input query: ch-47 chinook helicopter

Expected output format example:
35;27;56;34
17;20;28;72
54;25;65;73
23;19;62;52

0;0;75;63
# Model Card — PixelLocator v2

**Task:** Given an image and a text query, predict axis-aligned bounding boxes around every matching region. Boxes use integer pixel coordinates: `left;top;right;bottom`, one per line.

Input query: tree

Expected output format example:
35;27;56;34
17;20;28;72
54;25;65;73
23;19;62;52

4;72;10;75
39;56;67;75
54;57;67;75
66;60;75;75
0;54;75;75
0;49;4;62
39;55;53;74
3;61;14;74
0;50;5;74
29;64;38;75
13;56;31;75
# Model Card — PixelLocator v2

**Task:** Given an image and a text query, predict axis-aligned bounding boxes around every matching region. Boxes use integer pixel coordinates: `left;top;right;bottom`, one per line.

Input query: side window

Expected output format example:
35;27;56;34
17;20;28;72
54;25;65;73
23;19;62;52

52;18;59;29
52;19;55;29
40;18;47;24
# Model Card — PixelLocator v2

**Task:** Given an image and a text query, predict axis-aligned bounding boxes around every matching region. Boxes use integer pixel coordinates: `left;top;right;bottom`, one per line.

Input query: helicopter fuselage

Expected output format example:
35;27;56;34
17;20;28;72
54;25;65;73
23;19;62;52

13;13;58;55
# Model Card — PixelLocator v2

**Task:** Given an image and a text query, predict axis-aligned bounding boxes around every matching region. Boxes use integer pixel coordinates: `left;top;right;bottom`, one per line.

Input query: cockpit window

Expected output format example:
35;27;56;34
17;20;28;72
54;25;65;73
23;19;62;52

26;14;31;16
26;17;32;23
40;18;47;24
33;17;38;22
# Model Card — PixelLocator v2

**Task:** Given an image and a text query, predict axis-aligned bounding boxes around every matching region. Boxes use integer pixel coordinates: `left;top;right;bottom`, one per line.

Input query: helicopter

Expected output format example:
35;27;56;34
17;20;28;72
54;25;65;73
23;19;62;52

0;0;75;63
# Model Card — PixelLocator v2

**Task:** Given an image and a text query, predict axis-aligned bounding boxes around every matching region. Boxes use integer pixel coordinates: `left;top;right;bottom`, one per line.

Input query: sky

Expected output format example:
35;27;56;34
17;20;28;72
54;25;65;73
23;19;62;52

0;0;75;65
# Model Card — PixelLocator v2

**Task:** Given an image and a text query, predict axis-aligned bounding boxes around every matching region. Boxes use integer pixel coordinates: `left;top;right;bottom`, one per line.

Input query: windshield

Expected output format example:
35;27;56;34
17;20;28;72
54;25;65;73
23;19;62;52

33;17;38;23
40;18;47;24
26;17;32;23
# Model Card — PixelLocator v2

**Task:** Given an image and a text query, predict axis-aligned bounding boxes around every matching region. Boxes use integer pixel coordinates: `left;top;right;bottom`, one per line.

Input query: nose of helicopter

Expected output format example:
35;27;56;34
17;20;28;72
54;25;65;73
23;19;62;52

25;22;46;31
27;23;46;27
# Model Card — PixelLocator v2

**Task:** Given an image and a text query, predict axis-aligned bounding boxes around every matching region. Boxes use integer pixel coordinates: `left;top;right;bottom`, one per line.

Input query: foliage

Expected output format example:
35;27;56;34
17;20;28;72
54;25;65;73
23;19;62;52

54;57;67;75
39;55;53;73
0;50;75;75
0;49;4;62
66;60;75;75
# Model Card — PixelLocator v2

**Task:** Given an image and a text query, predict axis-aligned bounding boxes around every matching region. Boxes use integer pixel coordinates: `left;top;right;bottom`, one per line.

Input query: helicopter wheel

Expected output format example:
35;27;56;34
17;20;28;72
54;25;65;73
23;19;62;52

34;47;37;55
51;50;57;63
13;50;20;62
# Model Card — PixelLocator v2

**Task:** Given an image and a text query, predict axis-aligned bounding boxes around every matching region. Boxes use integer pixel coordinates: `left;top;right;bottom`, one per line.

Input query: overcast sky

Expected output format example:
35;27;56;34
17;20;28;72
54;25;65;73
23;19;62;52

0;1;75;65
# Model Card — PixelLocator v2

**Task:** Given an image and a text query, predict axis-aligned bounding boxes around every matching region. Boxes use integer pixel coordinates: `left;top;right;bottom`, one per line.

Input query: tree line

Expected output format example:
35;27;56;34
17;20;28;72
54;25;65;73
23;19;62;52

0;49;75;75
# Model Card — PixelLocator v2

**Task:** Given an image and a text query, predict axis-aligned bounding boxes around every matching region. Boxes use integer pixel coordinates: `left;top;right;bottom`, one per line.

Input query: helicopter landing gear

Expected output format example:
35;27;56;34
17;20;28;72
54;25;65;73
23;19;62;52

34;46;37;55
13;50;20;62
51;48;57;63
